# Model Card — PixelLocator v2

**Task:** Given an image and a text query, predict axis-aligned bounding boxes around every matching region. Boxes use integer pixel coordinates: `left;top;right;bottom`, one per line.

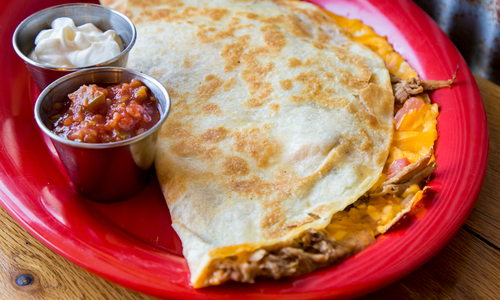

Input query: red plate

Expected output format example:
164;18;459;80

0;0;488;299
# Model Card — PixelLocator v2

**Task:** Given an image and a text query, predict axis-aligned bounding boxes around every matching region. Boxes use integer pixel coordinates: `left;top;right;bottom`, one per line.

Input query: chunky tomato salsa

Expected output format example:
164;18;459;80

48;79;161;143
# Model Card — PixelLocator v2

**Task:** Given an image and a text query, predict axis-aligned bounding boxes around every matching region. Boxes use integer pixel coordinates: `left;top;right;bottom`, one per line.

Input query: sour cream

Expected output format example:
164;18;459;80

30;17;123;68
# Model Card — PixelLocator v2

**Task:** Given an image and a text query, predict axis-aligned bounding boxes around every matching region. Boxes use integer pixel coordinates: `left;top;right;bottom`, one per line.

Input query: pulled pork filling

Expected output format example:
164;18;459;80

208;229;375;285
391;67;458;104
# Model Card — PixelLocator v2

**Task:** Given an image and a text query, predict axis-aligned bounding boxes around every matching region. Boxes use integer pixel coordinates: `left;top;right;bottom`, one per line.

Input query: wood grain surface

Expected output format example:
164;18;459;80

0;74;498;299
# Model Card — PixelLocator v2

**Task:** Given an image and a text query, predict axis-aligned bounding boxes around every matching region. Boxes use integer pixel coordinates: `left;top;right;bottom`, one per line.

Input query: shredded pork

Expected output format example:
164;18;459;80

391;66;459;104
209;229;374;285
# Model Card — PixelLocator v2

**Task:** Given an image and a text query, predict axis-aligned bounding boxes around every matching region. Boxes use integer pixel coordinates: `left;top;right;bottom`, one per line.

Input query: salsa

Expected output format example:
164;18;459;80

48;79;161;143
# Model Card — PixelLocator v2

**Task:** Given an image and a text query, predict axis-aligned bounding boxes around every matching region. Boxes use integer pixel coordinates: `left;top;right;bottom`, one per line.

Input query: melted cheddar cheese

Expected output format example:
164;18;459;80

324;11;438;239
389;101;439;165
325;13;418;79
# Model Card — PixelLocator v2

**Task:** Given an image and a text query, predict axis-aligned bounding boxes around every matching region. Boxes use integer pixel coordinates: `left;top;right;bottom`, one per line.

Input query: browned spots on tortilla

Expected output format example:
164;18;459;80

170;136;205;157
164;87;179;100
222;156;249;176
260;24;280;32
257;82;273;99
279;79;293;90
179;7;199;19
262;14;310;37
303;57;320;67
263;123;273;131
200;8;228;21
232;127;278;168
138;6;200;23
205;74;217;81
262;29;286;52
222;77;236;91
272;168;306;197
331;50;372;91
197;27;218;43
334;66;371;90
312;42;326;50
201;127;228;143
335;47;372;81
358;128;373;152
129;0;184;7
202;146;221;160
241;54;274;95
221;35;249;72
364;113;378;127
287;57;302;68
236;11;259;20
138;9;173;22
291;71;352;109
243;81;273;106
296;71;322;97
225;175;270;197
357;83;382;112
268;103;280;113
348;77;370;90
215;28;239;40
202;102;222;115
248;46;270;57
286;15;310;37
169;129;224;159
198;75;224;101
244;97;265;108
197;18;252;44
341;100;357;116
183;56;193;68
260;199;286;238
292;7;337;26
229;17;241;26
316;27;331;43
162;121;191;139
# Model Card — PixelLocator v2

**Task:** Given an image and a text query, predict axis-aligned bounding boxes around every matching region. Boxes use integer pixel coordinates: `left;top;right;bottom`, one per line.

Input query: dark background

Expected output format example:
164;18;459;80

414;0;500;85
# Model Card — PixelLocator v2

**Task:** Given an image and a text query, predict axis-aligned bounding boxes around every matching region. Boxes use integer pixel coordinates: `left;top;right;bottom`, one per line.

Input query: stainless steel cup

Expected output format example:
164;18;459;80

34;67;171;202
12;3;136;91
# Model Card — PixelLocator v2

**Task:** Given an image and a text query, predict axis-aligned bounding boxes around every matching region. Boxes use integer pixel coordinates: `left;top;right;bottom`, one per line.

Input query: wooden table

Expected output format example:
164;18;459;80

1;74;498;299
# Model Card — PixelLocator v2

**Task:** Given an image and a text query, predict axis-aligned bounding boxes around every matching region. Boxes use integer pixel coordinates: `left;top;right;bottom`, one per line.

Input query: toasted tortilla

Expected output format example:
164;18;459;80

102;0;394;287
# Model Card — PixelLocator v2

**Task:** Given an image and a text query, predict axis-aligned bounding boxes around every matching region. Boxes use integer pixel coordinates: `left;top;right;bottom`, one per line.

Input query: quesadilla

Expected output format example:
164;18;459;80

101;0;443;288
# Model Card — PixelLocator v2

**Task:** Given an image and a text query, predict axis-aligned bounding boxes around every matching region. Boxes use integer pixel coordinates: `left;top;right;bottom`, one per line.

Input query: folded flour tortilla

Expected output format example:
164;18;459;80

102;0;394;287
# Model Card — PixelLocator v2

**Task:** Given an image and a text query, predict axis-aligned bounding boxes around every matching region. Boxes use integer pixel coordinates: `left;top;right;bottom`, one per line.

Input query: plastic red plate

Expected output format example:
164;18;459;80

0;0;488;299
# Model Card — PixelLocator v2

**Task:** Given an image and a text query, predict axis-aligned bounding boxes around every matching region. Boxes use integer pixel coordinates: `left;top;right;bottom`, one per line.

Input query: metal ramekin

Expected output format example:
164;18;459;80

34;67;171;202
13;3;137;91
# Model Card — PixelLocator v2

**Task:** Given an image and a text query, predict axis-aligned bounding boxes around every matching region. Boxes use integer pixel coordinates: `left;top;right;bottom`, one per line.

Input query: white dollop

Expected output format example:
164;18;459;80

30;17;123;68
